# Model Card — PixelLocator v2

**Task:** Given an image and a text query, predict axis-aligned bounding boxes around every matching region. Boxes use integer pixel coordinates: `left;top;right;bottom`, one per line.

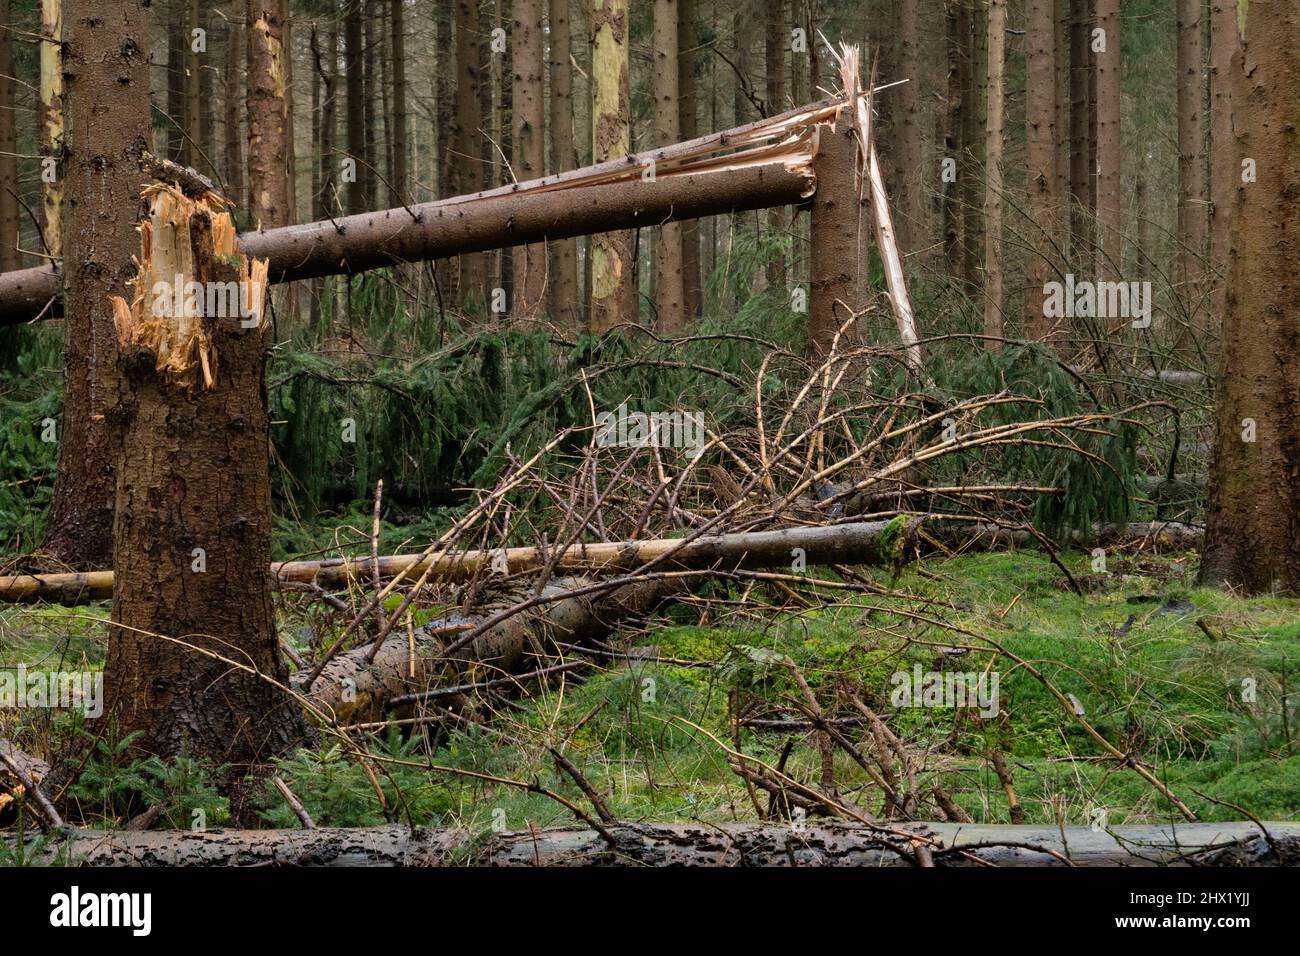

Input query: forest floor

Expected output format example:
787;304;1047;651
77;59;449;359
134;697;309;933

2;539;1297;834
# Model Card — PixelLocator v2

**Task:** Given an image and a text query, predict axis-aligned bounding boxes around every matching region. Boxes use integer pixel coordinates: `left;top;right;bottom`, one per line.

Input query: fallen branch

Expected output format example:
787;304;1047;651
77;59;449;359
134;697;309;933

16;821;1296;867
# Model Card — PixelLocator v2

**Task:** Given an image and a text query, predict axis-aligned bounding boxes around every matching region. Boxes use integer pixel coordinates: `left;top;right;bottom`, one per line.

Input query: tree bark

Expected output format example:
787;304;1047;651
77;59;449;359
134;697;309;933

0;0;19;273
1068;0;1094;261
1176;0;1206;299
677;0;701;320
1094;0;1120;281
37;0;152;571
166;0;187;161
450;0;487;309
388;0;407;206
959;0;985;300
224;5;245;214
21;821;1298;867
104;185;306;763
511;0;547;319
653;0;686;332
982;0;1005;349
185;0;201;168
809;123;867;355
343;0;366;215
1024;0;1055;340
590;0;635;333
895;0;923;257
1207;0;1237;318
763;0;786;290
1199;4;1300;595
547;0;580;330
247;0;292;231
39;0;64;262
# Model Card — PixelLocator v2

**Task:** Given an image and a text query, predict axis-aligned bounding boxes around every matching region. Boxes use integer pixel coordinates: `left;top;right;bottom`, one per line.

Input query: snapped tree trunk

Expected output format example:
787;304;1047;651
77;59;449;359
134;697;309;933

808;123;867;355
590;0;635;333
103;182;305;763
38;0;152;571
246;0;292;232
1199;5;1300;595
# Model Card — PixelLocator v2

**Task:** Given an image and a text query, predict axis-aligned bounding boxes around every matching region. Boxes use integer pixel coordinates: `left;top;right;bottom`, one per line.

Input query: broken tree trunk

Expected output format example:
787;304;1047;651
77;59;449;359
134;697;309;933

103;181;305;763
17;821;1297;867
0;97;839;325
809;122;869;355
0;519;1206;605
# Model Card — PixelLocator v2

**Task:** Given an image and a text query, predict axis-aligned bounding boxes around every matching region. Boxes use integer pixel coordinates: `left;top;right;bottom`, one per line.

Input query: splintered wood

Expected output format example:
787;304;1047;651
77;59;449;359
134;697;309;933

111;183;270;389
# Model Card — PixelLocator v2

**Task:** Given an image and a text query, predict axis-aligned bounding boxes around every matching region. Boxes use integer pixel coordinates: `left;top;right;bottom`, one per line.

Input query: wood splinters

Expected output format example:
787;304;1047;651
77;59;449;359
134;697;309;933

109;182;270;390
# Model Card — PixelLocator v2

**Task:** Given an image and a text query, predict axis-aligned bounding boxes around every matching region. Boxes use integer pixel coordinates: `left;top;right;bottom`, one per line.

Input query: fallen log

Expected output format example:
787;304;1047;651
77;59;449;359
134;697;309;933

0;97;837;325
15;820;1296;866
0;519;1204;605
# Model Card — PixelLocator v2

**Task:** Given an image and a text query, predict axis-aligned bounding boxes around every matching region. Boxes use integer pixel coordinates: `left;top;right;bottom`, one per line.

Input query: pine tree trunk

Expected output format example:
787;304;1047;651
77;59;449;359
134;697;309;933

105;189;306;763
362;0;378;210
809;125;867;355
1052;0;1069;207
343;0;365;214
38;0;152;570
450;0;487;311
547;0;580;330
0;0;19;273
942;0;962;282
1176;0;1206;302
185;0;201;168
982;0;1005;349
763;0;785;290
1199;4;1300;595
959;0;985;299
1024;0;1056;340
653;0;686;332
39;0;64;262
247;0;291;231
1207;0;1237;320
511;0;547;320
677;0;701;320
224;5;245;214
1094;0;1120;281
389;0;407;205
167;0;186;161
896;0;923;257
590;0;635;333
1068;0;1094;260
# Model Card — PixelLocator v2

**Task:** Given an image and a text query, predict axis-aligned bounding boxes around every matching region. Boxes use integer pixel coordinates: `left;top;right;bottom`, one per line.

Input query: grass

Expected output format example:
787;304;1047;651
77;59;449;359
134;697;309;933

2;547;1297;833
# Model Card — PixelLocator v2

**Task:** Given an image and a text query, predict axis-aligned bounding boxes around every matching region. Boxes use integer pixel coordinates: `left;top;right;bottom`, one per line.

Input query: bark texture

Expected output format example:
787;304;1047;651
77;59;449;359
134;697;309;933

450;0;487;308
547;0;579;329
247;0;292;231
1176;0;1206;293
982;0;1005;348
590;0;635;332
1200;5;1300;595
510;0;547;319
808;124;867;355
653;0;686;332
40;0;65;261
1094;0;1120;280
38;0;152;570
1024;0;1056;339
0;0;19;273
20;821;1298;867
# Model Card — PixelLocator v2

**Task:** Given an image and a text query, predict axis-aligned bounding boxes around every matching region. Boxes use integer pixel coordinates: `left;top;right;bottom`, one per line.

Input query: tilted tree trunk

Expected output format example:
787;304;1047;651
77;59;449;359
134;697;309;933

1207;0;1237;319
1093;0;1120;281
510;0;547;320
37;0;152;571
590;0;635;333
39;0;64;263
343;0;366;215
653;0;686;332
246;0;292;231
1176;0;1206;306
677;0;701;321
0;0;18;273
547;0;579;330
1200;4;1300;596
22;821;1298;867
982;0;1005;349
450;0;488;310
1024;0;1056;340
104;183;305;763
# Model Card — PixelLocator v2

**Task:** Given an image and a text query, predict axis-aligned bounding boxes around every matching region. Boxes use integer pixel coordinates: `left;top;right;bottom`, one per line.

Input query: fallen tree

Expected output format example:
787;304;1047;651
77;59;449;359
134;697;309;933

15;820;1297;867
0;519;1204;605
0;97;842;325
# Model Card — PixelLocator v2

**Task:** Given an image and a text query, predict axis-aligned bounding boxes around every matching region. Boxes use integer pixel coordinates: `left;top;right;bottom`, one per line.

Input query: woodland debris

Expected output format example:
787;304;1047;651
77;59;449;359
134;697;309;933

15;821;1298;867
